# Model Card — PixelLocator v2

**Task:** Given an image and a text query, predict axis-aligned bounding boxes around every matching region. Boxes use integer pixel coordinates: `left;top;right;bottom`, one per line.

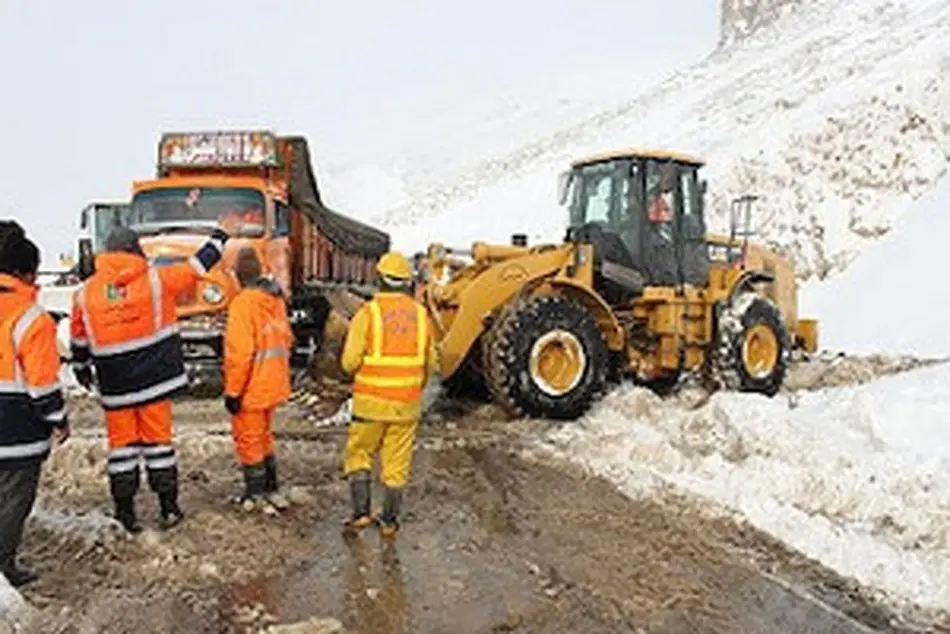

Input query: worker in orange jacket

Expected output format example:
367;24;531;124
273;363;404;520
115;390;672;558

340;251;438;538
223;247;293;513
69;226;228;533
0;221;70;587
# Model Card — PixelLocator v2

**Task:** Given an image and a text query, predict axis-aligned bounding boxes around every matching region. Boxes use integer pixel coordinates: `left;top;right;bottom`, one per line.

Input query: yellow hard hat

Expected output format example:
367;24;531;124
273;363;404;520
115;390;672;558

377;251;413;280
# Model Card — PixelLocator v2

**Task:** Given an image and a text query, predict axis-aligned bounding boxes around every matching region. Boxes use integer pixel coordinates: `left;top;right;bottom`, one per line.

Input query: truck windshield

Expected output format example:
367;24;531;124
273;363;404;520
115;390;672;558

129;187;265;235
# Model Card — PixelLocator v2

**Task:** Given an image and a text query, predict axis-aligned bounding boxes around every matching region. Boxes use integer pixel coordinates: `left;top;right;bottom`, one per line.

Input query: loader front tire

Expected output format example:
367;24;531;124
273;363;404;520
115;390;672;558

483;295;608;420
716;292;788;396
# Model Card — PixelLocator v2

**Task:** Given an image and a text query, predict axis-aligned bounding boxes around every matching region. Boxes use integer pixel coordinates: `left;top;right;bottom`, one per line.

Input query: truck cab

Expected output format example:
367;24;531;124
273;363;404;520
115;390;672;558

75;200;130;280
121;130;390;387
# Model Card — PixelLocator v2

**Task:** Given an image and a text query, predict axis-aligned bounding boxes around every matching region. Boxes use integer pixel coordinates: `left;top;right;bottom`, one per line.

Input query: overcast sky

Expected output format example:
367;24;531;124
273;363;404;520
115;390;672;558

0;0;718;262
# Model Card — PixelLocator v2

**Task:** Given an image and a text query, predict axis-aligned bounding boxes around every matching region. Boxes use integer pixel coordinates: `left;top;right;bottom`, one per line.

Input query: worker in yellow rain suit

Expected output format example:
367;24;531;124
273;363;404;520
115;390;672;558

340;251;437;538
223;247;293;513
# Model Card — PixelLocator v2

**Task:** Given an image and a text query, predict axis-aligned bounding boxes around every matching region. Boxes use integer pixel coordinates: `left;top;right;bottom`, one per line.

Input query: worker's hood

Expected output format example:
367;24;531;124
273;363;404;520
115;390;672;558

0;273;38;313
244;276;284;298
93;251;148;285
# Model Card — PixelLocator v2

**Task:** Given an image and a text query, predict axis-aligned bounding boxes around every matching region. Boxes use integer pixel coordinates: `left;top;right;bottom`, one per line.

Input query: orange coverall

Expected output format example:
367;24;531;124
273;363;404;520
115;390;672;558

223;279;292;468
69;236;225;528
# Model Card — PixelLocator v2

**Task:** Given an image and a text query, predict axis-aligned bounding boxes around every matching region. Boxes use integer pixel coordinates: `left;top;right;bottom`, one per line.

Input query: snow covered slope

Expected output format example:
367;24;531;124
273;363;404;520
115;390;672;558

806;174;950;356
372;0;950;281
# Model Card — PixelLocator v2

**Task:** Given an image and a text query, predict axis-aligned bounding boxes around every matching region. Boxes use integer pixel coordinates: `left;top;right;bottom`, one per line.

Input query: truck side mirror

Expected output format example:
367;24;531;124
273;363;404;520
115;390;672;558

77;238;95;280
700;180;708;195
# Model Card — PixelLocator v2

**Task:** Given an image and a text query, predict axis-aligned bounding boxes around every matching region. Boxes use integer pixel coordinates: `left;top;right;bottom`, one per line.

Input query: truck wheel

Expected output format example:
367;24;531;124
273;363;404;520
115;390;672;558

716;292;788;396
484;295;608;420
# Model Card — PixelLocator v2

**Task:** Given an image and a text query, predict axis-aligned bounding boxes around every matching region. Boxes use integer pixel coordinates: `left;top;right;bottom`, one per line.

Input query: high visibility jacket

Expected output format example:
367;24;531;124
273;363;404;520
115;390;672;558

0;274;68;469
69;236;224;410
341;292;438;423
223;278;292;411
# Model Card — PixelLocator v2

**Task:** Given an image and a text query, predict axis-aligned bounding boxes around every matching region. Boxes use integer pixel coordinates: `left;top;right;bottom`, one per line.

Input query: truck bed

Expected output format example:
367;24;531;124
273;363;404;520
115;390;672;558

286;136;390;259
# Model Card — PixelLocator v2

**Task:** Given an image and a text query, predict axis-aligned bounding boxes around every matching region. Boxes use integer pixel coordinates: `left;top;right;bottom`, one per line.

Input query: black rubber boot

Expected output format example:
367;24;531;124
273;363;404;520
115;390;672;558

343;471;372;534
263;454;278;492
263;454;289;510
235;463;270;513
1;564;38;588
114;497;142;534
109;468;142;534
148;465;184;530
378;486;403;538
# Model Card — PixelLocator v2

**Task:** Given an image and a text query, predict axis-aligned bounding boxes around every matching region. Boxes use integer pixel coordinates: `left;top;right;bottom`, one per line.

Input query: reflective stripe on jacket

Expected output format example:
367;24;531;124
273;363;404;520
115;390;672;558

341;292;438;422
69;237;223;410
0;274;68;469
223;279;292;411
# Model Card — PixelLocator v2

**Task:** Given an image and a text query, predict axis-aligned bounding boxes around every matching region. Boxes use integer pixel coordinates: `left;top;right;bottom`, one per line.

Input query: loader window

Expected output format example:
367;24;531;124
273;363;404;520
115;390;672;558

567;162;626;228
130;187;265;236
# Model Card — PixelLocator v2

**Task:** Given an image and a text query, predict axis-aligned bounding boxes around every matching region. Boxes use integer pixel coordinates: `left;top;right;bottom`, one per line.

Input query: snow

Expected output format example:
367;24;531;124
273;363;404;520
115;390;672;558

541;368;950;617
371;0;950;281
805;174;950;357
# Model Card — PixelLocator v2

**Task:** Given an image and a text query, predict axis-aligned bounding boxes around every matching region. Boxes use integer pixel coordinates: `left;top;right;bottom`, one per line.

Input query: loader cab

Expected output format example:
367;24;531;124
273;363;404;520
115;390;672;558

560;149;710;300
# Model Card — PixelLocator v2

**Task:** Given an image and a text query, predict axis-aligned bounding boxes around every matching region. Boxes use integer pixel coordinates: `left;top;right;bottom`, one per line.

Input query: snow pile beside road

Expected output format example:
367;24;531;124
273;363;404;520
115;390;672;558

540;365;950;619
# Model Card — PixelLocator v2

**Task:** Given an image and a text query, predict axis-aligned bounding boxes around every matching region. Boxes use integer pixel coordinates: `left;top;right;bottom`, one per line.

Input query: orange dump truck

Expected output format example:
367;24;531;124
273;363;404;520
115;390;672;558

81;130;390;385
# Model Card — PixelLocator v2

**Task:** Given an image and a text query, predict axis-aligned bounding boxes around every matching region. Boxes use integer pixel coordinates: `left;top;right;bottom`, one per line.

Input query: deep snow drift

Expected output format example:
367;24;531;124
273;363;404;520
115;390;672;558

369;0;950;282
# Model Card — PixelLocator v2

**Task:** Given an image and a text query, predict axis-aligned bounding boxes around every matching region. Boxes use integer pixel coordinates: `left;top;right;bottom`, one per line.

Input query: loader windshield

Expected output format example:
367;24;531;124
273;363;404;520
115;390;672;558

129;186;265;236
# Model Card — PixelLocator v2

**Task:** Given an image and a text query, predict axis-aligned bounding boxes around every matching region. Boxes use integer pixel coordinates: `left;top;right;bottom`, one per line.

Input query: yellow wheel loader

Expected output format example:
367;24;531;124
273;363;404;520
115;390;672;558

419;148;819;420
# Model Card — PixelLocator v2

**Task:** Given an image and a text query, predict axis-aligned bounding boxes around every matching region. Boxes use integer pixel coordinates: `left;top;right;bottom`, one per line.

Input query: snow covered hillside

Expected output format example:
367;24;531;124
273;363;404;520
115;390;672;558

366;0;950;282
806;174;950;357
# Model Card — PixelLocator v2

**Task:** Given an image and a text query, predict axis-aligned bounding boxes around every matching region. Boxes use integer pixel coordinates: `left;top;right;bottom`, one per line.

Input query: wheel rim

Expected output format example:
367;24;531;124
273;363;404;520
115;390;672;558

529;329;587;397
741;323;779;379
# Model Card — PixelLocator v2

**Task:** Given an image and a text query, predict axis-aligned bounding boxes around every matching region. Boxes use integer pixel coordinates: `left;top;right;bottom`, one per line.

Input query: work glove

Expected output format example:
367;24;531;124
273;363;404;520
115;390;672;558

224;395;242;415
73;365;95;391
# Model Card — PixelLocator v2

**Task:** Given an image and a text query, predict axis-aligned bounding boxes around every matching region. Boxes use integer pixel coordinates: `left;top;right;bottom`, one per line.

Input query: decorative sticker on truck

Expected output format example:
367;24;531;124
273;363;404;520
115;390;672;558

159;131;279;168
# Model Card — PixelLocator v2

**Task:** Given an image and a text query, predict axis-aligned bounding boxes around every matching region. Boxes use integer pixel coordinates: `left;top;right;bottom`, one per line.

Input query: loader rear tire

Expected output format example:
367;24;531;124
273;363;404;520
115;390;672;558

716;292;788;396
483;295;608;420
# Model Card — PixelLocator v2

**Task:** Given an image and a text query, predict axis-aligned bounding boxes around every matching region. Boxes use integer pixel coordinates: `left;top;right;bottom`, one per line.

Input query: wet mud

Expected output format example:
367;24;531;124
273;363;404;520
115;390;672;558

13;392;943;634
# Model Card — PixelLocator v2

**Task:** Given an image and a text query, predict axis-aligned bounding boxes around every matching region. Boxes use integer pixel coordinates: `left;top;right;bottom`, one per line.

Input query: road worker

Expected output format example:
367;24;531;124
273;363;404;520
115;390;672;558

0;221;70;587
69;226;228;533
223;247;293;513
340;250;438;538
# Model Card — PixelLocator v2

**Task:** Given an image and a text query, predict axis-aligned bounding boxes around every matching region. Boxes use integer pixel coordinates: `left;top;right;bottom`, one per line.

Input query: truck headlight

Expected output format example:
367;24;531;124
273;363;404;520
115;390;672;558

202;284;225;304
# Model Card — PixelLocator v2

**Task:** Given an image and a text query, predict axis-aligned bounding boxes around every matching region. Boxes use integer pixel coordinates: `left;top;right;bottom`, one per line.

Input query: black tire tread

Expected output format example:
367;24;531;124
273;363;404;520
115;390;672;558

482;294;609;420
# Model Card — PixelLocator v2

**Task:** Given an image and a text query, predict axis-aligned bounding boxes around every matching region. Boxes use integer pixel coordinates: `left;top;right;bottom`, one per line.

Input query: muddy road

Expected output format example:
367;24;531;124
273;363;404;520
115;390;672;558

7;353;945;634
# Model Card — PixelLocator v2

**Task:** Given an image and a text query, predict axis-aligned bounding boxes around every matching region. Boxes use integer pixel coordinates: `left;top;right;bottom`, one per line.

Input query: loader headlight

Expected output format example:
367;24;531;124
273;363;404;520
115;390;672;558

202;283;225;305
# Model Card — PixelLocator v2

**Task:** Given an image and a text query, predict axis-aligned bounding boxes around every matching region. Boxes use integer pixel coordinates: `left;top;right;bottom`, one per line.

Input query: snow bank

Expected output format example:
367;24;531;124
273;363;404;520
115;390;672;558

806;175;950;356
541;367;950;616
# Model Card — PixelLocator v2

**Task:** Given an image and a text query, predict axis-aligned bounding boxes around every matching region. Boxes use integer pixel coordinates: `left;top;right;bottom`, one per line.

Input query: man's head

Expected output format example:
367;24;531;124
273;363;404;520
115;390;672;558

104;227;145;256
233;246;262;287
376;251;414;293
0;220;40;283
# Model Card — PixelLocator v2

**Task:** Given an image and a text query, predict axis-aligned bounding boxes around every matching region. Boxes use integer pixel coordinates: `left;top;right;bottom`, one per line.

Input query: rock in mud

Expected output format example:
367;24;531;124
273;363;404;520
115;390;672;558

264;616;345;634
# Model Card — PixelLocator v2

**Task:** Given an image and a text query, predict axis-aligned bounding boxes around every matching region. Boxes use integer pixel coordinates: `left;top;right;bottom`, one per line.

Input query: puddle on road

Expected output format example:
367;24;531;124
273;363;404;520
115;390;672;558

209;445;904;634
